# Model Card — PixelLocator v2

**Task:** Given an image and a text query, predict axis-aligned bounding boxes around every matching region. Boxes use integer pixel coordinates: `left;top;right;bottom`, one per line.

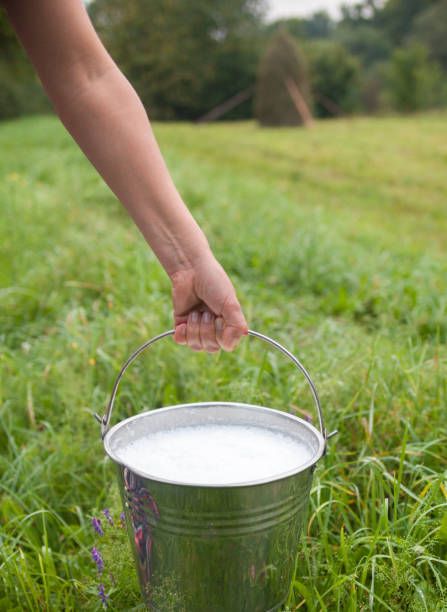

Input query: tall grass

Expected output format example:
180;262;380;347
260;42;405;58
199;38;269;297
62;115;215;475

0;114;446;610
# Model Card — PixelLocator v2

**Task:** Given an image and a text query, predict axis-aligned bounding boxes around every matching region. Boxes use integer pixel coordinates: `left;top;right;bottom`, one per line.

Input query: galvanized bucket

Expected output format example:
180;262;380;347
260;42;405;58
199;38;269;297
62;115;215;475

96;330;335;611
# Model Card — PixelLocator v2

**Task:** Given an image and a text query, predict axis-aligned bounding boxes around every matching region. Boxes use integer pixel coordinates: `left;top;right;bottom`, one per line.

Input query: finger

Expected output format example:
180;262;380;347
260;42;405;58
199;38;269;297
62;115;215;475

221;326;245;351
174;322;187;345
218;298;248;351
221;297;248;333
215;317;226;351
216;323;245;352
200;311;220;353
186;311;202;351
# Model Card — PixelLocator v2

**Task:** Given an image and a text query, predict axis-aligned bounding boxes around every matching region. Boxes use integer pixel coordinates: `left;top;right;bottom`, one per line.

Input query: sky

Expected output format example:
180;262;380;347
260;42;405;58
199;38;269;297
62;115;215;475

266;0;358;20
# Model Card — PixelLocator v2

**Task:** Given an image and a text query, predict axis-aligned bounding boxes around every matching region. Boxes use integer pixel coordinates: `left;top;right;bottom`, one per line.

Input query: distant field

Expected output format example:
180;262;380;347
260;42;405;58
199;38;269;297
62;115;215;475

0;114;446;610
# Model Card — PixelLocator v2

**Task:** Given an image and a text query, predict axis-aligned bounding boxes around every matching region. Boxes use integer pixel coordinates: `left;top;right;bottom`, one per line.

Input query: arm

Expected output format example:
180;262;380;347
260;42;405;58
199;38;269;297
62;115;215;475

3;0;247;351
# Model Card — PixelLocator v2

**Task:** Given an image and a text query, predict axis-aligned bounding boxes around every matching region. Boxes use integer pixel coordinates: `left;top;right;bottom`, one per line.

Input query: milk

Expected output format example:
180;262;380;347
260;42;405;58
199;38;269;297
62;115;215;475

117;424;313;485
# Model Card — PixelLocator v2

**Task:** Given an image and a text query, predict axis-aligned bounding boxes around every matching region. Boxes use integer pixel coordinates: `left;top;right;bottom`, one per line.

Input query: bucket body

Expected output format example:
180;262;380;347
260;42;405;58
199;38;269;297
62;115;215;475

104;402;324;611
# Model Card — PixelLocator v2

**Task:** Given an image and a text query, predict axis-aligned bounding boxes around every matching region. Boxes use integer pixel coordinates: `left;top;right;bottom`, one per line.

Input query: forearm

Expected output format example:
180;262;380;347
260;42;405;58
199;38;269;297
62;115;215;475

50;65;210;276
3;0;210;277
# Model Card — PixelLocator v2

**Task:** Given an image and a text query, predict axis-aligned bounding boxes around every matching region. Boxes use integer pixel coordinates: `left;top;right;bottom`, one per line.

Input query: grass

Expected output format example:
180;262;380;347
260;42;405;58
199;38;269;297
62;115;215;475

0;113;446;611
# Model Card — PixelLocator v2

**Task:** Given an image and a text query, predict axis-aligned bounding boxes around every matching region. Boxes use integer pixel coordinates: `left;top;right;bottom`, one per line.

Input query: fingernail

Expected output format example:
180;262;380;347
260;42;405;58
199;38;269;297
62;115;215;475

203;311;211;323
191;311;199;323
216;318;223;332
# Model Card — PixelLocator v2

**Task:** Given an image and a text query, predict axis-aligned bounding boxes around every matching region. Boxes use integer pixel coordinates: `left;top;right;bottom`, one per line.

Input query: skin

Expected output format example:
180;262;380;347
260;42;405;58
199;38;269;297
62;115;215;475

2;0;248;352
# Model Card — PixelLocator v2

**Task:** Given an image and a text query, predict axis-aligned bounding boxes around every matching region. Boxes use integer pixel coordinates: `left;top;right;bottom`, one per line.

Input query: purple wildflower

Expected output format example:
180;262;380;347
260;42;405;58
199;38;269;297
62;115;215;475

92;517;104;536
102;508;114;526
91;547;104;574
120;511;126;528
98;583;108;607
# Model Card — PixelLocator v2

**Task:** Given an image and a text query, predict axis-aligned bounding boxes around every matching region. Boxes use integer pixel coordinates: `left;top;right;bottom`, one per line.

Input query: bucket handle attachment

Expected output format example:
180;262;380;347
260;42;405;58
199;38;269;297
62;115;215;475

95;330;337;445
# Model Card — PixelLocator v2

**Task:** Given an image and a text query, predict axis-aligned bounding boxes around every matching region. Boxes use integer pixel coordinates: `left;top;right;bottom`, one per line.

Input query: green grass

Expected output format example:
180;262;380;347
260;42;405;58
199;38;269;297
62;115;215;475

0;113;446;611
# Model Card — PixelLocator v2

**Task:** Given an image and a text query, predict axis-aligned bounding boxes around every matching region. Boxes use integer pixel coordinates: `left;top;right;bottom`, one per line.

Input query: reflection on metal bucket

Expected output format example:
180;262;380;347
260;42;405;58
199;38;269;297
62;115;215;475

97;330;336;611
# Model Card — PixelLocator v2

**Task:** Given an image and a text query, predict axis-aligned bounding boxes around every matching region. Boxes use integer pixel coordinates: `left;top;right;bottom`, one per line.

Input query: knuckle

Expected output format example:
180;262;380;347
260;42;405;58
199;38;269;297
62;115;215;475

225;301;241;316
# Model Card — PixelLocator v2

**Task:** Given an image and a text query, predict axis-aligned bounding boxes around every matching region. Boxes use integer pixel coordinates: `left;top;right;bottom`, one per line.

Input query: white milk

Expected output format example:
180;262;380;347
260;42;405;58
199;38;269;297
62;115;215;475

117;425;313;485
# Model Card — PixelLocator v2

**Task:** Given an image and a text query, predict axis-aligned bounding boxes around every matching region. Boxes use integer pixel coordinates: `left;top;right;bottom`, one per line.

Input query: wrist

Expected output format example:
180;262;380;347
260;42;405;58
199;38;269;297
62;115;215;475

130;191;211;277
158;222;212;279
166;240;213;281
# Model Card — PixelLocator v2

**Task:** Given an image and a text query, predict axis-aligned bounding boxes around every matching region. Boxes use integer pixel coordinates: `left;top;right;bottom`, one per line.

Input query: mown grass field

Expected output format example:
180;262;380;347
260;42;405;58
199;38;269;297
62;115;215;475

0;113;446;611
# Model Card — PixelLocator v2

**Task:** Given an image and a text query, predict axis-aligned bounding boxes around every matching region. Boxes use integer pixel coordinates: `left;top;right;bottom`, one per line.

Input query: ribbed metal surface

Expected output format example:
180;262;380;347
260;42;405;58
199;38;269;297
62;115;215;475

124;483;311;538
118;465;313;611
106;403;322;611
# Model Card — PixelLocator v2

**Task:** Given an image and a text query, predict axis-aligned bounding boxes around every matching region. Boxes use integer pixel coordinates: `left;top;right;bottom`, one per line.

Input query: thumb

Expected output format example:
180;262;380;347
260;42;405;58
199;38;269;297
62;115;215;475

216;296;248;351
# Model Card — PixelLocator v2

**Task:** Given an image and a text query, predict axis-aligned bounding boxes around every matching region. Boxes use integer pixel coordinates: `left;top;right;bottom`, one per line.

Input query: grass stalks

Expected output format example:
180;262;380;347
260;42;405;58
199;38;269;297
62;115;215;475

1;114;446;610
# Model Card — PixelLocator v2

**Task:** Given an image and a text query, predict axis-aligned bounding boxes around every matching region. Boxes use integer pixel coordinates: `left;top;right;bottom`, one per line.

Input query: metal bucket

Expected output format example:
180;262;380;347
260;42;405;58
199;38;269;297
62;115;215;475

96;330;335;611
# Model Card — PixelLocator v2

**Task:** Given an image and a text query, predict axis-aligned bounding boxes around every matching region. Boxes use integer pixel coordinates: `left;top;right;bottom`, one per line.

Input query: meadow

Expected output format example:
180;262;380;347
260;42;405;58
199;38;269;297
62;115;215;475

0;113;446;611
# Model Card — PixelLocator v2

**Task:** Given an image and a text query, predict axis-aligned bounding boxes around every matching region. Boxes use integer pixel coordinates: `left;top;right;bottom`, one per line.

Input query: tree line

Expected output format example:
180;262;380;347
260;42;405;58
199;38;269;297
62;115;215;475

1;0;446;122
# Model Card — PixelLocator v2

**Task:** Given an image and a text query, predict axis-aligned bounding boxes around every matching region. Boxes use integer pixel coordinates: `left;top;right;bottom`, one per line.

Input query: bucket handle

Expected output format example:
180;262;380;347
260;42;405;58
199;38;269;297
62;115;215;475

95;330;337;445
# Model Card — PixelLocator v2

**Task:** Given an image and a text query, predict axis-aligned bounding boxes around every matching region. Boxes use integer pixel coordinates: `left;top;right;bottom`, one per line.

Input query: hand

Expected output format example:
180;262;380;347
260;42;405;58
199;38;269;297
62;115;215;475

170;255;248;352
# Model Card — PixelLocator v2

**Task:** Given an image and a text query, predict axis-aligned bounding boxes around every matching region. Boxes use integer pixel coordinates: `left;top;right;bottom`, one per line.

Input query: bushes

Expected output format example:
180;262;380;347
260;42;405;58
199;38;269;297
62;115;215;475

0;62;49;120
0;64;24;120
307;41;360;117
386;44;446;111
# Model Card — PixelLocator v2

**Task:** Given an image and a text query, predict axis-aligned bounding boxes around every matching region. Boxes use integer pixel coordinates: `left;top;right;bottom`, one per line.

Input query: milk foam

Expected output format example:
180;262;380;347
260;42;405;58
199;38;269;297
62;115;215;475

116;424;313;485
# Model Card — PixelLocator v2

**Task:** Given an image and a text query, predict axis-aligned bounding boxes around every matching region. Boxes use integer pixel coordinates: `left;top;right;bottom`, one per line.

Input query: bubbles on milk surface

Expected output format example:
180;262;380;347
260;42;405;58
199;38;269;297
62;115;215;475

117;424;313;485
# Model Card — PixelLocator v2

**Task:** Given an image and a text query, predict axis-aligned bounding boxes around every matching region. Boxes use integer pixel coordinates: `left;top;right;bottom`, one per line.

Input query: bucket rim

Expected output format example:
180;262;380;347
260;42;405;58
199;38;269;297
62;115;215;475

103;402;325;488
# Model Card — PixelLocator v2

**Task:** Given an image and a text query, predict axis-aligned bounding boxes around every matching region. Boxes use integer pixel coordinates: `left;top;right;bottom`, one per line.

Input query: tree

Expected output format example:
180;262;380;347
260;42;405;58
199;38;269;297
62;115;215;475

0;9;49;119
308;41;360;117
335;24;392;67
266;11;334;41
340;0;383;23
304;11;334;39
378;0;438;45
255;30;311;126
89;0;264;120
411;0;447;71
